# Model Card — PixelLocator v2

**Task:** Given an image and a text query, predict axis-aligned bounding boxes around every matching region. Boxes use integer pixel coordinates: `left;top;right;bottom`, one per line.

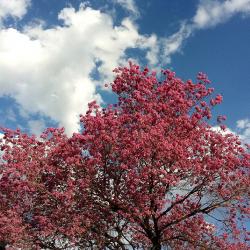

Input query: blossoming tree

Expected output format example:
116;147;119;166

0;63;249;249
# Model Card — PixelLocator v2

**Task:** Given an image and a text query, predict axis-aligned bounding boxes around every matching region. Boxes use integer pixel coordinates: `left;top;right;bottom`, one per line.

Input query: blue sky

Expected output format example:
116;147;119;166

0;0;249;143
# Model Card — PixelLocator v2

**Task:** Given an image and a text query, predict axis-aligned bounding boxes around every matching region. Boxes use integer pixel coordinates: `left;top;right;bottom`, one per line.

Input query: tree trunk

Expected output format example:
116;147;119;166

151;238;161;250
151;243;161;250
0;241;7;250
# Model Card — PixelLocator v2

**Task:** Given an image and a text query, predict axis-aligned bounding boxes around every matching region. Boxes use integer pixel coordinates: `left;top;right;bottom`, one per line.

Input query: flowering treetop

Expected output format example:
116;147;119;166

0;63;249;249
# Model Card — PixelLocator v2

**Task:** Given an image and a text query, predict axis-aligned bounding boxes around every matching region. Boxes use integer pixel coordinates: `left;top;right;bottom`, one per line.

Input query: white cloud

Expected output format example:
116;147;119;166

142;34;159;66
0;0;31;22
211;125;235;136
161;22;192;64
114;0;139;17
237;118;250;129
212;119;250;145
193;0;250;29
236;118;250;144
0;4;159;135
161;0;250;63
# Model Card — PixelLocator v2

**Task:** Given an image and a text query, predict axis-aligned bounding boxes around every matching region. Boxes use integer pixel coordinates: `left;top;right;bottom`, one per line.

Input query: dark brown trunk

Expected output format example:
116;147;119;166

151;237;161;250
151;244;161;250
0;241;7;250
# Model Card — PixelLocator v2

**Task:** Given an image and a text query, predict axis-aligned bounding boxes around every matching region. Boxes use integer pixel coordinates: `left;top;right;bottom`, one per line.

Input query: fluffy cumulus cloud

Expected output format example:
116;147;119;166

0;0;31;22
0;3;158;135
161;22;192;64
213;118;250;145
161;0;250;62
211;126;234;135
193;0;250;28
114;0;139;17
236;118;250;144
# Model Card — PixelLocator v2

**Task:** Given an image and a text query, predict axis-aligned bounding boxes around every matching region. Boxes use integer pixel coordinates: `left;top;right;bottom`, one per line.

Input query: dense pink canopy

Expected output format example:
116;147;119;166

0;63;249;249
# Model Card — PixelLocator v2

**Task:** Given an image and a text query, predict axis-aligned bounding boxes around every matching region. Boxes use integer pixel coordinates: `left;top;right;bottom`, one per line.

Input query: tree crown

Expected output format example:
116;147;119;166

0;63;249;249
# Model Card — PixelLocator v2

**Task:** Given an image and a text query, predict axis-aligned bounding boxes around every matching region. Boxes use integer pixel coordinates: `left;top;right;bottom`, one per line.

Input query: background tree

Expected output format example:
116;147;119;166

0;63;249;249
